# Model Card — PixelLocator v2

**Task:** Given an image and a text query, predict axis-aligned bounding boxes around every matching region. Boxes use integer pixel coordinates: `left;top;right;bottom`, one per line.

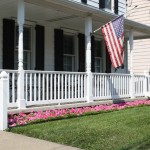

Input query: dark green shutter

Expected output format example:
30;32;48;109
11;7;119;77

91;36;95;72
81;0;87;4
99;0;105;9
78;33;85;72
114;0;118;14
3;19;15;69
54;29;64;71
106;46;111;73
35;25;45;70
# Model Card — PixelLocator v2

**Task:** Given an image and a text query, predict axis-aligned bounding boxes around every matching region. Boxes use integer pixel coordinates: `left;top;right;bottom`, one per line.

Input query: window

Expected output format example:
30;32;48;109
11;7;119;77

95;40;103;73
63;35;75;71
105;0;112;10
14;26;32;70
99;0;115;13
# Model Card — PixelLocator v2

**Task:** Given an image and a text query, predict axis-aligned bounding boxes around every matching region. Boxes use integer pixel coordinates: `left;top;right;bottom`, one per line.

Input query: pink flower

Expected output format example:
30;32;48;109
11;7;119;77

8;100;150;127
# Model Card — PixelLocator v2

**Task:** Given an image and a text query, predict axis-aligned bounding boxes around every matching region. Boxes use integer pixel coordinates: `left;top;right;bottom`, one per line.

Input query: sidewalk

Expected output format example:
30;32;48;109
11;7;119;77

0;131;81;150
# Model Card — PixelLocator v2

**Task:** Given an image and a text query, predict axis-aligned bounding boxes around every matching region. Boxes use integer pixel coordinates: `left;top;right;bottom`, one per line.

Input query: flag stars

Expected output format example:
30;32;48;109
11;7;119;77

112;17;124;38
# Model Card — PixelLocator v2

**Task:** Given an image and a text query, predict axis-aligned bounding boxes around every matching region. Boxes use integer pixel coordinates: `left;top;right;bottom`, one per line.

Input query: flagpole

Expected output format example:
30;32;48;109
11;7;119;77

93;26;102;33
92;15;124;34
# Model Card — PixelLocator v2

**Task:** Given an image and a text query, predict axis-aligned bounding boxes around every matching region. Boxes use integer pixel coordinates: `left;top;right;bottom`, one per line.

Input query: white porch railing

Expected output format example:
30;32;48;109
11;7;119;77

146;75;150;96
0;70;18;108
24;71;87;106
93;73;131;100
134;75;145;97
0;70;150;109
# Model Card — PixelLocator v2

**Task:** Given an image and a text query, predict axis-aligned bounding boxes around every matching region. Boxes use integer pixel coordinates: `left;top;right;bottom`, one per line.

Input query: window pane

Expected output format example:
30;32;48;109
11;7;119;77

63;35;74;54
64;56;74;71
105;0;111;9
63;34;75;71
95;40;102;57
24;27;31;50
95;58;103;73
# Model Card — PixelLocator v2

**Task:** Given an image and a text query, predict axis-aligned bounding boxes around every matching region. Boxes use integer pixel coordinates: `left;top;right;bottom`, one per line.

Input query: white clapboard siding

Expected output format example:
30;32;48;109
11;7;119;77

127;0;150;74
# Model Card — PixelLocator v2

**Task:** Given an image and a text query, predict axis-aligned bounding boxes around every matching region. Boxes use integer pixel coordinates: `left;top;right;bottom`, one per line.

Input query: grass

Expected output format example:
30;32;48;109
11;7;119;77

10;106;150;150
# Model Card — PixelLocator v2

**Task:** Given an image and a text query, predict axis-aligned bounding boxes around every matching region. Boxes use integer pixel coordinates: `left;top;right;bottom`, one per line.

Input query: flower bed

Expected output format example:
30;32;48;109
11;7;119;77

8;100;150;127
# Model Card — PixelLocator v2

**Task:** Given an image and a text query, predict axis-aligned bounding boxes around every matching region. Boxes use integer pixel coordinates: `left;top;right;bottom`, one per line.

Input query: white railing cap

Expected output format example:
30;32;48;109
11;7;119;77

0;71;8;79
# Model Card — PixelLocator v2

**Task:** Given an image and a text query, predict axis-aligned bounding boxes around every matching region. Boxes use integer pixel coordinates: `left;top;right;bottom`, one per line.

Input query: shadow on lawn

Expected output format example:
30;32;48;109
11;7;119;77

121;136;150;150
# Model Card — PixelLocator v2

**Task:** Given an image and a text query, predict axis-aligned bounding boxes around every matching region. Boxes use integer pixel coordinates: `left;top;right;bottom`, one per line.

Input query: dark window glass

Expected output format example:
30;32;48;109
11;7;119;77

63;34;75;71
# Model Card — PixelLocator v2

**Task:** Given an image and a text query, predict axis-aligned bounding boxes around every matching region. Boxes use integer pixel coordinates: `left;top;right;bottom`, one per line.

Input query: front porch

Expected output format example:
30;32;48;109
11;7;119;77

0;1;150;112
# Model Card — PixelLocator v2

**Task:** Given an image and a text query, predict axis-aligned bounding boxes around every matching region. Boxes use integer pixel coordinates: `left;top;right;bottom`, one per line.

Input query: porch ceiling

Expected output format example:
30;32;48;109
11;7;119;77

0;0;150;40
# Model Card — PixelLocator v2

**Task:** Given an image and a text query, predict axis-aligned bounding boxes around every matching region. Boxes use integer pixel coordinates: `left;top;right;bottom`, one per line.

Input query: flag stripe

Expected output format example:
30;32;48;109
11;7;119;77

107;23;122;66
101;15;124;68
109;23;123;65
102;27;116;67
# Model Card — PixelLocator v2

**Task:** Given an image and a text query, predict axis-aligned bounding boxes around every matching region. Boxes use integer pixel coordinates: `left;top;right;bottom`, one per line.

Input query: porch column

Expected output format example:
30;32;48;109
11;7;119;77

17;0;26;108
85;16;93;102
129;29;135;98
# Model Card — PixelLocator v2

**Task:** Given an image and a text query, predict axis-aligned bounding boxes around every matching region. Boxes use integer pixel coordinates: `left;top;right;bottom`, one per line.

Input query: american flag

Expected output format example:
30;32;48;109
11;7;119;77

101;15;124;68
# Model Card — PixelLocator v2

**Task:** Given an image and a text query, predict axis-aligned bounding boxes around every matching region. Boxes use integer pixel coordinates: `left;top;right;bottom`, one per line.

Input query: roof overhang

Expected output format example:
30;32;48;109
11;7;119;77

23;0;150;39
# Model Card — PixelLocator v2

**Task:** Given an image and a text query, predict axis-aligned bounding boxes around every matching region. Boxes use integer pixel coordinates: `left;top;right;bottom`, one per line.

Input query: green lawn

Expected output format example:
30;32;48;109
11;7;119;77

10;106;150;150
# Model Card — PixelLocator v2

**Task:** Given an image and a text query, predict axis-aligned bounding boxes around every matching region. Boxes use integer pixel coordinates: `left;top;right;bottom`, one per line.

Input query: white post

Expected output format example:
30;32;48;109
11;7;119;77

0;71;8;130
129;30;135;99
17;0;26;108
85;16;93;102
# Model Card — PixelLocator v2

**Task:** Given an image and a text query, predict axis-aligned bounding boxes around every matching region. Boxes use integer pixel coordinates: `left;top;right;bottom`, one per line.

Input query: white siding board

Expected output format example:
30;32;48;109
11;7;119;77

118;0;126;15
127;0;150;74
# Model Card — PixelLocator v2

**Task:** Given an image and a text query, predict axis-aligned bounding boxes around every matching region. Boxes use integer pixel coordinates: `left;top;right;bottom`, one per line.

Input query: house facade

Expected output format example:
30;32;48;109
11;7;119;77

0;0;150;110
0;0;127;74
127;0;150;74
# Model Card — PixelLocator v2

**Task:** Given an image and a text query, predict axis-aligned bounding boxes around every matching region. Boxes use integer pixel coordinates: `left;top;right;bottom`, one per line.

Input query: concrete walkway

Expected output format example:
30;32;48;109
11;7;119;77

0;131;81;150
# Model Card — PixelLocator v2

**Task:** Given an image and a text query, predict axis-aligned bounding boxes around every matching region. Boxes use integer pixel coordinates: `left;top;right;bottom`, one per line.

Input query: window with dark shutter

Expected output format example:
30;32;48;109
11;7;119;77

54;29;64;71
78;33;85;72
35;25;45;70
3;19;15;69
